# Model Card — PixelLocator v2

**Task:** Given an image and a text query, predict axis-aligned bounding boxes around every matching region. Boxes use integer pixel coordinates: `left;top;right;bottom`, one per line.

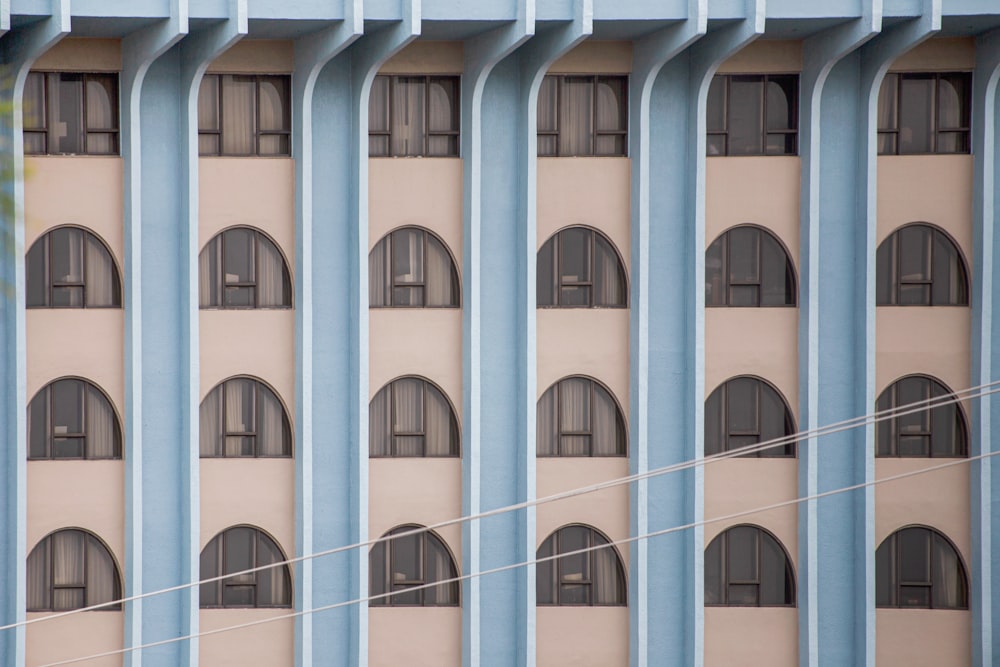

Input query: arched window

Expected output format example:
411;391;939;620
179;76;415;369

369;377;459;457
537;227;627;308
537;376;626;456
705;225;796;307
200;526;291;608
705;525;795;606
26;227;121;308
27;529;121;611
876;375;967;458
369;227;460;307
537;524;626;606
705;376;796;457
28;378;121;460
369;525;459;606
876;224;969;306
876;526;968;609
200;377;292;458
199;227;292;309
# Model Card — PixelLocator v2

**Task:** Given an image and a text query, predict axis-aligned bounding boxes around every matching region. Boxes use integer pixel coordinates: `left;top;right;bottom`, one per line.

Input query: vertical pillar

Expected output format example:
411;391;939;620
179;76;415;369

299;4;416;664
970;26;1000;667
0;8;68;665
290;8;360;667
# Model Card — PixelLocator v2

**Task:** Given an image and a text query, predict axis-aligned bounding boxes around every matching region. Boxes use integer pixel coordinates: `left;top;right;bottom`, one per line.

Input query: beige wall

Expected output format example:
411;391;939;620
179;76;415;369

536;608;629;666
369;310;462;404
875;309;970;394
380;41;464;74
876;610;970;666
889;37;975;72
33;38;121;71
549;41;632;74
717;40;803;74
369;608;462;666
704;608;798;667
537;310;629;408
200;610;294;666
26;612;123;667
207;40;294;73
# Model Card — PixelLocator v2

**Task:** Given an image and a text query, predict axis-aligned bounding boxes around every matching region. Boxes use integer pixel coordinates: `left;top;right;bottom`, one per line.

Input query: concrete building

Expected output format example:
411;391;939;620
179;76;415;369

1;0;1000;665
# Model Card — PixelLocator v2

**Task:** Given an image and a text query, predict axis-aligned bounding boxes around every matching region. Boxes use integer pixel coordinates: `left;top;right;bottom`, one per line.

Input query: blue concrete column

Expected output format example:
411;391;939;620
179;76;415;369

296;4;416;664
121;11;193;666
290;8;361;667
630;5;760;664
460;4;590;664
0;10;69;665
459;9;532;666
970;27;1000;667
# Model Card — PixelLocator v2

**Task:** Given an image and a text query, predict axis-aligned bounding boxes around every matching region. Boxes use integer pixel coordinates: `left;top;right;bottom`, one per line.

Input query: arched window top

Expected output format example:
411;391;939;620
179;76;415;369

200;525;292;608
26;226;122;309
537;376;627;457
200;376;292;458
876;525;968;609
199;226;292;309
537;226;628;308
706;224;796;307
705;376;796;457
369;525;459;606
28;377;121;460
876;223;969;306
370;376;460;457
537;524;626;606
369;226;460;308
705;524;795;607
876;374;967;458
27;529;121;611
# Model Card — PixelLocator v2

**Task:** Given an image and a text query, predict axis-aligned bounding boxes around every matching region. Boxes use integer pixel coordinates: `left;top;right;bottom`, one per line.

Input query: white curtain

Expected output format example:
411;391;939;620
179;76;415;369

594;77;625;155
592;536;623;604
592;384;620;456
559;378;591;456
560;77;593;156
369;387;391;456
200;386;222;456
593;236;625;306
392;379;424;456
85;536;117;607
52;531;85;610
427;78;458;156
391;77;425;156
256;235;288;307
221;75;256;155
425;235;456;306
199;238;219;307
256;534;290;606
424;384;454;456
53;227;84;286
258;384;288;456
85;235;116;307
26;539;50;610
427;535;457;604
85;75;116;153
933;534;964;608
86;385;116;458
225;380;252;456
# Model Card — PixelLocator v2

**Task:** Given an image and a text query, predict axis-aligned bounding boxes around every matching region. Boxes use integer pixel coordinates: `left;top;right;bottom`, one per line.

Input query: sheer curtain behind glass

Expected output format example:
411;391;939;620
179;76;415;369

200;378;291;457
370;377;458;457
27;530;120;611
221;75;256;155
369;228;459;307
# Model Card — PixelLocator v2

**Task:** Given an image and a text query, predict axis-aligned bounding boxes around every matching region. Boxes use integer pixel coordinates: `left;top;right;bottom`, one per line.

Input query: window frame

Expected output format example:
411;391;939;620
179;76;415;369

876;223;970;307
369;226;462;308
28;377;122;461
537;74;629;157
537;226;629;309
705;224;798;307
536;524;627;607
27;529;122;612
26;226;123;309
199;525;292;609
875;374;969;458
368;75;461;158
198;73;292;157
199;226;293;310
369;376;461;458
200;376;293;459
704;524;796;607
876;525;969;609
705;376;797;458
24;71;121;156
707;73;799;157
877;72;972;155
369;525;460;607
537;375;627;457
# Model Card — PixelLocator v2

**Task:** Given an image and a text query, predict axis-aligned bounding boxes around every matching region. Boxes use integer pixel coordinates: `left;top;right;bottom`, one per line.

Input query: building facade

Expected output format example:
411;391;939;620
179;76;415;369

2;0;1000;665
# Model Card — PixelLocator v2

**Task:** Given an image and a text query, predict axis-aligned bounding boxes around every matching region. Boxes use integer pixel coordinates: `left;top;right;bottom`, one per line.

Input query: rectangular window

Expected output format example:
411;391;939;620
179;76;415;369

198;74;291;156
707;74;798;156
537;75;628;157
368;75;460;157
878;72;971;155
24;72;120;156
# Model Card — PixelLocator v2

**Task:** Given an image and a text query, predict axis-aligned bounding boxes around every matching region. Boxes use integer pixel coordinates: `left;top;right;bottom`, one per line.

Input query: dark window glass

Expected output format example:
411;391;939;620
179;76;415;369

369;377;459;457
369;227;460;307
26;227;121;309
198;74;291;156
876;375;967;458
536;75;628;157
876;224;968;306
537;376;626;457
705;376;796;457
200;377;292;458
28;378;121;460
707;74;798;156
537;525;626;606
369;526;459;606
704;525;795;606
876;527;968;609
368;76;460;157
23;72;119;156
877;72;971;155
27;529;121;611
200;526;292;608
537;227;627;308
706;226;796;307
198;227;292;309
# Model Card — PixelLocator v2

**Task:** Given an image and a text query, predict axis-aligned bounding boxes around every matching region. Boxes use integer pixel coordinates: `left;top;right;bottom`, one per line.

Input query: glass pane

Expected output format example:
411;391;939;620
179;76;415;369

225;436;255;457
85;74;117;131
255;535;290;606
707;134;726;156
393;378;424;433
931;534;965;609
85;234;118;307
223;528;256;580
876;540;894;606
221;75;256;155
52;285;84;308
705;236;725;306
727;526;758;583
704;388;724;455
557;527;590;604
50;227;84;284
51;379;84;436
898;528;930;584
759;385;791;457
759;534;791;604
877;132;897;155
727;378;759;435
876;237;894;305
932;230;965;305
259;134;289;156
537;240;555;306
899;585;930;607
24;73;46;130
877;74;898;132
559;228;591;285
538;134;558;157
937;74;968;130
86;132;116;155
765;76;796;131
560;77;594;156
537;388;559;455
390;533;422;583
424;537;458;605
706;76;726;133
559;285;591;306
704;536;723;604
538;76;559;133
370;542;387;600
199;133;220;156
728;76;763;155
369;76;390;133
594;237;625;306
394;435;424;456
391;77;426;157
424;236;457;306
222;585;255;606
760;232;793;306
594;134;626;156
223;228;255;284
369;134;389;157
595;77;626;131
766;132;796;156
256;235;291;307
52;588;85;611
28;392;47;458
53;437;85;458
198;75;220;131
559;378;591;432
392;228;424;285
52;531;85;586
200;539;221;606
728;227;760;285
51;74;84;154
536;537;555;604
24;132;46;155
258;76;289;132
561;435;591;456
727;584;759;605
392;286;423;306
427;135;458;157
898;226;931;284
931;400;962;457
936;130;967;154
898;75;933;154
428;77;458;132
26;240;47;307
